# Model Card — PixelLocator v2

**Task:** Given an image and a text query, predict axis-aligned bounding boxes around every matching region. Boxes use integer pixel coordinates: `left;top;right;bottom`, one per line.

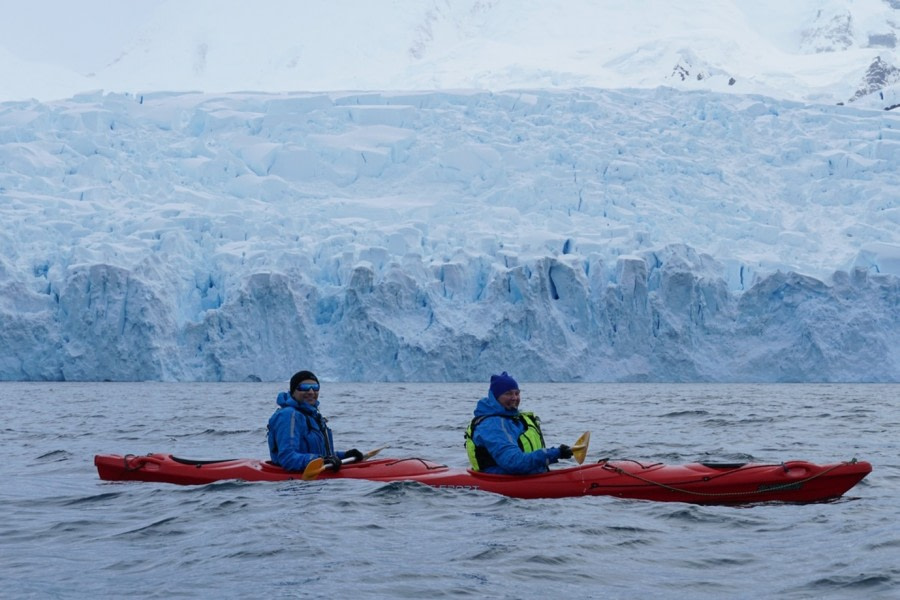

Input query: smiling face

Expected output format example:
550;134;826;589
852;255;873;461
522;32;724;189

496;389;521;411
291;379;320;405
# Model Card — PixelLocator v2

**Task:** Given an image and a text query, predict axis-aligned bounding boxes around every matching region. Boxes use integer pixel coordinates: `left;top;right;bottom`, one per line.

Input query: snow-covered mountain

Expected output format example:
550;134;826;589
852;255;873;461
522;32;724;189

1;1;898;382
4;0;900;108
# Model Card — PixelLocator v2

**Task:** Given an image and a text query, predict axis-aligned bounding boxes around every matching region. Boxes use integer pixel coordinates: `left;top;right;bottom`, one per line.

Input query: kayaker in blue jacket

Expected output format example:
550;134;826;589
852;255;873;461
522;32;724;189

267;370;364;472
464;371;573;475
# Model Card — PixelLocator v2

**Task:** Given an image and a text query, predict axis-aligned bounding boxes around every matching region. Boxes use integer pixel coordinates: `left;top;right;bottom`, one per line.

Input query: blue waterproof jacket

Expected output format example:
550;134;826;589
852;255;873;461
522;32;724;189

267;392;348;471
470;392;561;475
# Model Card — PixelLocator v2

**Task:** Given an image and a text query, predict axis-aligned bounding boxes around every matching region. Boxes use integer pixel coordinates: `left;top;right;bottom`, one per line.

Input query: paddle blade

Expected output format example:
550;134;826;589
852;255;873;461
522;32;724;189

301;457;326;481
363;446;387;461
572;431;590;464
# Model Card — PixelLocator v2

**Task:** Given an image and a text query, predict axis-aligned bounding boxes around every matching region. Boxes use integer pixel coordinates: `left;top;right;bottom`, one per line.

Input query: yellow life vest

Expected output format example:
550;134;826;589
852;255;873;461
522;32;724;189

464;411;546;471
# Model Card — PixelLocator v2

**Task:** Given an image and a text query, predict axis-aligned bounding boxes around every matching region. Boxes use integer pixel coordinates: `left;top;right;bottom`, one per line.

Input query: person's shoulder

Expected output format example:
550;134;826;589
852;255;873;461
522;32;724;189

476;413;507;428
270;405;291;419
473;395;499;414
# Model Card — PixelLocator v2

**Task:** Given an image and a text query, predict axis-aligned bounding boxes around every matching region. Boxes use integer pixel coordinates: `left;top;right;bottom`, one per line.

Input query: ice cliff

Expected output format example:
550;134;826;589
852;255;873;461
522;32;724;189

1;88;898;382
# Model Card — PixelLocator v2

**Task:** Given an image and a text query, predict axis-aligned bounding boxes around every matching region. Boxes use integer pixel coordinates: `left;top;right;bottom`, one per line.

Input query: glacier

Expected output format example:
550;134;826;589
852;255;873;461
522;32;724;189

1;87;898;382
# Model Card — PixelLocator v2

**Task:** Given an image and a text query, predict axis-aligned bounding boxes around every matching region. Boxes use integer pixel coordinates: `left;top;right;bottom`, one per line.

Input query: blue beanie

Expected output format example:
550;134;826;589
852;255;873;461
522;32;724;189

490;371;519;399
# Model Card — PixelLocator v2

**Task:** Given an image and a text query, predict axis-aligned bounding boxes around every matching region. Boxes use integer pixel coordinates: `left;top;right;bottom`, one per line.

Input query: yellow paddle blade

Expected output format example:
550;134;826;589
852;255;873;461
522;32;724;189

301;457;326;481
363;446;387;461
302;446;384;481
572;431;590;464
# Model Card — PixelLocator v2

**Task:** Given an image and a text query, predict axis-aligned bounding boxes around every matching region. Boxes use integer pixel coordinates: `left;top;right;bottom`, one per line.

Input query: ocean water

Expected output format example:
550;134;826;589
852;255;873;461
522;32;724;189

1;382;898;599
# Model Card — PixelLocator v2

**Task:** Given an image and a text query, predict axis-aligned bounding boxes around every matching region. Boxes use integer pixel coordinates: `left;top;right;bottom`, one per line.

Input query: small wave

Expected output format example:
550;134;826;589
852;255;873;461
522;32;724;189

223;548;284;560
196;480;256;491
655;506;735;524
363;480;454;501
171;428;254;438
675;555;755;569
171;428;218;437
865;538;900;551
660;409;710;417
805;573;895;592
522;553;568;566
734;416;776;424
464;544;511;562
613;537;656;548
701;418;736;427
62;491;125;506
590;524;658;535
694;450;758;463
113;516;185;538
35;450;72;462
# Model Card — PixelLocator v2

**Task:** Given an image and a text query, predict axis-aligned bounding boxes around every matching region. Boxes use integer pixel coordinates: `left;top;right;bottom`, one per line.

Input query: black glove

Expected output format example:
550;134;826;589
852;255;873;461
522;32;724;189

345;448;364;463
558;444;574;460
322;456;342;473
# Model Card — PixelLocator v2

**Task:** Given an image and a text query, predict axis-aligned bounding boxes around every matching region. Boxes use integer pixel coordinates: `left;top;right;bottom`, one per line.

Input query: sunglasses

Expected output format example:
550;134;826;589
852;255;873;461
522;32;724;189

297;383;320;392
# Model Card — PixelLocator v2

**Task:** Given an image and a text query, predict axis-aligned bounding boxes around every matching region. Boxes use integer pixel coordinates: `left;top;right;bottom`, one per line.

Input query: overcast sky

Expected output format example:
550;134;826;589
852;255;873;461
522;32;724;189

0;0;164;72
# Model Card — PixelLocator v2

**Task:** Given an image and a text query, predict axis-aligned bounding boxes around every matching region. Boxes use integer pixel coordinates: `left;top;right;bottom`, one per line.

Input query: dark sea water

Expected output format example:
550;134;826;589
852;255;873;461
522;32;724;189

1;382;898;599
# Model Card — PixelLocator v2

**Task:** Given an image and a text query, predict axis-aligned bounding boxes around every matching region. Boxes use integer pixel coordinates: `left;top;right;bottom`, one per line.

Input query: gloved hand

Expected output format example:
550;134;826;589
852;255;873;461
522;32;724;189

558;444;574;460
344;448;365;463
323;456;342;472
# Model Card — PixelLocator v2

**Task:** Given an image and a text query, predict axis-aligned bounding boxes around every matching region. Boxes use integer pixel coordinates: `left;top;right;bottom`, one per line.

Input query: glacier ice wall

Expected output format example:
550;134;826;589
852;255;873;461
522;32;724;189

0;88;898;382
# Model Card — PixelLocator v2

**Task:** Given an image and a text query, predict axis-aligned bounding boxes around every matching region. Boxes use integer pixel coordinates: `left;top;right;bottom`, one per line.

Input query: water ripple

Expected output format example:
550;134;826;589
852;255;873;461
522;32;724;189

0;382;896;599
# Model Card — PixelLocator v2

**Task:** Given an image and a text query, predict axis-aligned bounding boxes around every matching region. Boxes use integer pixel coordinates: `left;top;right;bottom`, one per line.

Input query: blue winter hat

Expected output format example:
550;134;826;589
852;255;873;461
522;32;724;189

490;371;519;399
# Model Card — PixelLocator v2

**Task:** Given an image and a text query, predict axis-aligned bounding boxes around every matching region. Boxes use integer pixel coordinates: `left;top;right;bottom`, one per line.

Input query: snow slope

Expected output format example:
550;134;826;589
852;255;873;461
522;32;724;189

3;0;900;107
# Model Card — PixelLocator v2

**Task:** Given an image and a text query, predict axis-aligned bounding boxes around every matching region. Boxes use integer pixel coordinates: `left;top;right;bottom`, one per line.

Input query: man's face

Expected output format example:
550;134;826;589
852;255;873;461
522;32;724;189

291;380;320;405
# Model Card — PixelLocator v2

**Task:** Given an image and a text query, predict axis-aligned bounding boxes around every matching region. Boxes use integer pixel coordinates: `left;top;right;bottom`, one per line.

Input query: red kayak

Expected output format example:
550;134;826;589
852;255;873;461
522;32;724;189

94;453;871;504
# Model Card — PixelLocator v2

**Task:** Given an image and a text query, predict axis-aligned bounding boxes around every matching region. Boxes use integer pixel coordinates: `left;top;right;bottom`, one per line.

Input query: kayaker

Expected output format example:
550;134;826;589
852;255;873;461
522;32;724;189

464;371;573;475
266;370;364;472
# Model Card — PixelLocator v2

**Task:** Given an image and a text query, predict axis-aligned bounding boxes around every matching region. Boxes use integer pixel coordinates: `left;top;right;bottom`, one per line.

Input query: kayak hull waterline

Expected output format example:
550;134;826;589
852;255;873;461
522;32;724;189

94;454;871;504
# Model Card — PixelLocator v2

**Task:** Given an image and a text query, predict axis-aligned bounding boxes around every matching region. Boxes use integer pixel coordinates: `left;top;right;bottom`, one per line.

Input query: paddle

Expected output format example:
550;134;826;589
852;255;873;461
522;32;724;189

361;446;387;460
570;431;590;465
301;446;387;481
